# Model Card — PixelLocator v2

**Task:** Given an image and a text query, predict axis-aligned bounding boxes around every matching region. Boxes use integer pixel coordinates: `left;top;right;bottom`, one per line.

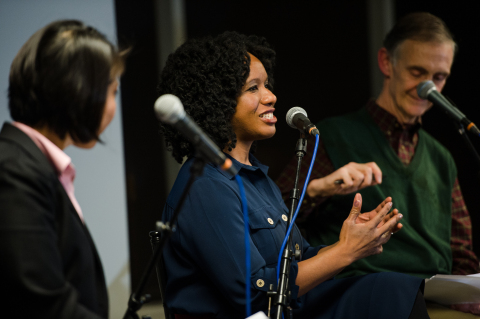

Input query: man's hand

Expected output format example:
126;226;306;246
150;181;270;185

307;162;382;198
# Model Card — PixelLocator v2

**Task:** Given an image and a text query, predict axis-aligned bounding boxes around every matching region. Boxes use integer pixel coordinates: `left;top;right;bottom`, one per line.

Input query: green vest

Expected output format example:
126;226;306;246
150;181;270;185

308;108;456;279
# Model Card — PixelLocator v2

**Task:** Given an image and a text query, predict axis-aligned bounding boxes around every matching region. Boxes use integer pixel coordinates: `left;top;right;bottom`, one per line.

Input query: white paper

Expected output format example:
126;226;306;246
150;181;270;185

424;274;480;305
246;311;269;319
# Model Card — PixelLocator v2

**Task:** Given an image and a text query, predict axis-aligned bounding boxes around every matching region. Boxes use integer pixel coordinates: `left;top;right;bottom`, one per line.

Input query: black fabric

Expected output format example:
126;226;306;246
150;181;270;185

408;290;430;319
0;123;108;318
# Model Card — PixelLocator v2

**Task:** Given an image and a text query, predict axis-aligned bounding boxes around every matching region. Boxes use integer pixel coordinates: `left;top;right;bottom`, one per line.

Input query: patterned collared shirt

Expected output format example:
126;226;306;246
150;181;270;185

276;100;479;275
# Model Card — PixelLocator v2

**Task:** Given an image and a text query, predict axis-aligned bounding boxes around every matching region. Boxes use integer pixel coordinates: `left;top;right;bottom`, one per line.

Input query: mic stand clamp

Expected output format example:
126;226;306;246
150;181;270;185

274;134;307;319
123;156;207;319
454;122;480;178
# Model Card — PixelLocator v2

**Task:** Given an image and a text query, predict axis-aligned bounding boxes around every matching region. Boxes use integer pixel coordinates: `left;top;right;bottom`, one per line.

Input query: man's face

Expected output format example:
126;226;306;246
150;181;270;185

386;39;455;123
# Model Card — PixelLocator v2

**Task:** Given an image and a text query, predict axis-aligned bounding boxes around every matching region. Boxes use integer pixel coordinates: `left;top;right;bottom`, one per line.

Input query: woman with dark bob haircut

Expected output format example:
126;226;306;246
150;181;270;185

160;32;429;318
0;20;125;318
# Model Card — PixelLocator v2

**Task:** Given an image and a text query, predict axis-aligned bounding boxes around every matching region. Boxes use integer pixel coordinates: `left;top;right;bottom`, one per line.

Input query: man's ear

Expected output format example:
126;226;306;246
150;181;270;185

378;47;392;78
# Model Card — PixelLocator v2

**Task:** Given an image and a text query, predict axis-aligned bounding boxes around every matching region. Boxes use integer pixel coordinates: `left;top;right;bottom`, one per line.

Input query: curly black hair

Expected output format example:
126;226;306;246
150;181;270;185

157;31;276;164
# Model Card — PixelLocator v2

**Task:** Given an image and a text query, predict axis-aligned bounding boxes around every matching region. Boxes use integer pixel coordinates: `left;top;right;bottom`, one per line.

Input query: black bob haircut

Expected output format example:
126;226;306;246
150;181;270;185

8;20;125;143
157;31;276;164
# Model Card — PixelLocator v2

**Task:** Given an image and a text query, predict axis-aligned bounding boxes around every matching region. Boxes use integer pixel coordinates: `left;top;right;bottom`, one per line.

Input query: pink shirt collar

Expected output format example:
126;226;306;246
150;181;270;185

13;121;71;175
12;122;84;223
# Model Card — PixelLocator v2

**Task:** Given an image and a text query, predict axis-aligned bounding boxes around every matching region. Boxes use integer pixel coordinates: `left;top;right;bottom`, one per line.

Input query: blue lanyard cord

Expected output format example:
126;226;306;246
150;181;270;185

276;134;320;281
235;174;251;317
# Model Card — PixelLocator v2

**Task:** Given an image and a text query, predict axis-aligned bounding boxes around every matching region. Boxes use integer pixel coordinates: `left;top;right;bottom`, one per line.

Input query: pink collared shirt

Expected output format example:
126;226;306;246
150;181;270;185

13;122;84;223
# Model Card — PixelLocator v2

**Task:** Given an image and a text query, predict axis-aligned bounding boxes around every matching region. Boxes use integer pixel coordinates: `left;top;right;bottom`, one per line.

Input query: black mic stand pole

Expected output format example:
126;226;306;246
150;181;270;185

123;156;207;319
453;121;480;175
442;96;480;174
272;134;307;319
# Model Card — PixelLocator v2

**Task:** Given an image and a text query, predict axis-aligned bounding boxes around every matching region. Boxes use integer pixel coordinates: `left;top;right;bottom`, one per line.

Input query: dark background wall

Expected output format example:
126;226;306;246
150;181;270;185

115;0;480;299
115;1;166;300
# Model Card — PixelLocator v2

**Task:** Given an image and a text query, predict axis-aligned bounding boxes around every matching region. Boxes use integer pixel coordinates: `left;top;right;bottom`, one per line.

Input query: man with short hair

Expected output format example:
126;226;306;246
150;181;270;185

277;11;478;280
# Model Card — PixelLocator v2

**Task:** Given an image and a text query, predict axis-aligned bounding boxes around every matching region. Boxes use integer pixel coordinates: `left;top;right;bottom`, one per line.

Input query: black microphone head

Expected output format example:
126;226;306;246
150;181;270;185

286;107;307;129
417;80;437;99
154;94;186;124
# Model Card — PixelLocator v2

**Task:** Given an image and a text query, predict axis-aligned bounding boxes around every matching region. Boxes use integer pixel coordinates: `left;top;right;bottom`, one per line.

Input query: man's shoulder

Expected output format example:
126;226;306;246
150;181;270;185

418;128;456;164
317;108;373;139
318;109;364;125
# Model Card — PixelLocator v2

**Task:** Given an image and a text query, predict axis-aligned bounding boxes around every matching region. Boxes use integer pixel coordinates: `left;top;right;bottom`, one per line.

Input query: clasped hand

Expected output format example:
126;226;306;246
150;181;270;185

307;162;382;198
338;193;403;262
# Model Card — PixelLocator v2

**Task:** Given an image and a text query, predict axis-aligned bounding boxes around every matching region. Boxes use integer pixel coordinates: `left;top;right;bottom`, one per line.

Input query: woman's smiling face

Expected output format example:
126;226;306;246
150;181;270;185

232;53;277;144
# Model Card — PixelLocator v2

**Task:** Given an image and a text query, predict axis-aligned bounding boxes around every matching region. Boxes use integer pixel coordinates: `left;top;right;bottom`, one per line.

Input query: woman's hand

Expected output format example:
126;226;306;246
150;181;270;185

296;193;403;296
338;193;403;262
356;196;403;234
307;162;382;198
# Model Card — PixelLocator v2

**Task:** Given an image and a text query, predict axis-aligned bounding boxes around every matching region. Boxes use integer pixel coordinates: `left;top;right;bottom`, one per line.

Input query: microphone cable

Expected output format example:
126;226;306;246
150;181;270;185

276;134;320;282
238;134;319;317
236;174;251;317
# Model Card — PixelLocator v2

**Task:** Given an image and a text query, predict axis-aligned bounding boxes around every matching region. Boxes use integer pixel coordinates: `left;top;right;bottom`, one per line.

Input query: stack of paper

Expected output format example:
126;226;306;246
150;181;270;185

424;274;480;305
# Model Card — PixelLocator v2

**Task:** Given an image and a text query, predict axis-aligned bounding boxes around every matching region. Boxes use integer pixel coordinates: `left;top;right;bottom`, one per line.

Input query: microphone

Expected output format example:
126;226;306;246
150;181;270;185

417;80;480;136
154;94;237;175
286;107;320;136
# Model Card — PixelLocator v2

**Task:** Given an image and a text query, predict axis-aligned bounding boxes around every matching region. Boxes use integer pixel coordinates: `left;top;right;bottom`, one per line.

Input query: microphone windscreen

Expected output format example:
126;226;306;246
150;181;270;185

154;94;186;124
417;80;436;99
286;106;308;129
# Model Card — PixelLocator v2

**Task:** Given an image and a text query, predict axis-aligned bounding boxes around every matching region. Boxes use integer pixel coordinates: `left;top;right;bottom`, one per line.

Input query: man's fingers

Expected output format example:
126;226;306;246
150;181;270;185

361;167;373;187
367;162;382;184
347;193;362;222
336;162;382;190
338;167;354;188
351;170;365;188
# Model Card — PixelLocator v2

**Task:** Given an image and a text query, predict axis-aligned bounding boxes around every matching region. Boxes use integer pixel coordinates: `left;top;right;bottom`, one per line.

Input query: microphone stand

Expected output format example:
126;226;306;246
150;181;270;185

443;96;480;172
123;156;207;319
272;134;307;319
454;121;480;173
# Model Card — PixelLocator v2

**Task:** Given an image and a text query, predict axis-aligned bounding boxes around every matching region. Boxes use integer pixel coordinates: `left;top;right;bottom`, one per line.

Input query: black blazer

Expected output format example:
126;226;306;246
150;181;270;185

0;123;108;318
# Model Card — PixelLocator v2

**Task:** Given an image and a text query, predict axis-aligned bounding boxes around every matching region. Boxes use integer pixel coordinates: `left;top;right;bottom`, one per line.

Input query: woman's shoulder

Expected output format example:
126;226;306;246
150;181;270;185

166;158;238;206
0;137;56;185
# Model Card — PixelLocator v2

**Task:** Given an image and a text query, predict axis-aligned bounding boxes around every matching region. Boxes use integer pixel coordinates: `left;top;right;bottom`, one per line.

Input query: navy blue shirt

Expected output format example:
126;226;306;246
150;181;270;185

162;154;322;317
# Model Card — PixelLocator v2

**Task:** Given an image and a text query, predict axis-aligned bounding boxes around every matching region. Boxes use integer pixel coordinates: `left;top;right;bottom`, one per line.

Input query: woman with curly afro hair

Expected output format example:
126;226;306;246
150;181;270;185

159;32;428;319
158;32;275;162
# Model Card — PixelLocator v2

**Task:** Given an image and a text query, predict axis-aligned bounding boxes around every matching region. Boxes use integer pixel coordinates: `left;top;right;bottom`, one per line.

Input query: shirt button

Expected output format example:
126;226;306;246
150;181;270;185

256;279;265;288
267;218;274;225
295;243;300;250
282;214;288;221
